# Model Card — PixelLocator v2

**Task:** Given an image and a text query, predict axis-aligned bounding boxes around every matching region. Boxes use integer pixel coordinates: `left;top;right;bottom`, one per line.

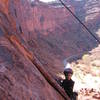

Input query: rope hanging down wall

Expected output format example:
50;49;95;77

59;0;100;44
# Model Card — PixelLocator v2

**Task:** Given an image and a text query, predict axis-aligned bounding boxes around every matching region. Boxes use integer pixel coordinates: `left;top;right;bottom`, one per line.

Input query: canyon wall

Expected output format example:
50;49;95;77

0;0;100;99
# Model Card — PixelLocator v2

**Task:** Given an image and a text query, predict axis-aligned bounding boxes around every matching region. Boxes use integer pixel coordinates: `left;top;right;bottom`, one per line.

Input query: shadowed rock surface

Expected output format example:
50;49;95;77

0;0;100;99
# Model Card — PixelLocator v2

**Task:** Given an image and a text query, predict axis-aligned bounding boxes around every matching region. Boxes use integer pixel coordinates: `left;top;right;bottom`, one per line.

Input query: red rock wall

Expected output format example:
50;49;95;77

0;0;65;99
0;0;99;99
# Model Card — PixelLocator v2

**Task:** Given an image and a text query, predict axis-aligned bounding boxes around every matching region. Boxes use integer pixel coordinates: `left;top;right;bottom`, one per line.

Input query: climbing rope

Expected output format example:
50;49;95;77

59;0;100;44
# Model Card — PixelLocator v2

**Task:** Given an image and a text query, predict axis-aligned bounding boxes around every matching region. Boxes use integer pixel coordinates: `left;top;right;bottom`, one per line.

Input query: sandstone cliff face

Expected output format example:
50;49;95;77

66;0;100;38
0;0;100;99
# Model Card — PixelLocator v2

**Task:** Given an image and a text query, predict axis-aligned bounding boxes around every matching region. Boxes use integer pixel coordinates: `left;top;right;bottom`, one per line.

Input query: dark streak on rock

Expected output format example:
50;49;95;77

19;25;22;33
0;28;4;36
14;9;17;18
40;16;44;24
31;2;37;7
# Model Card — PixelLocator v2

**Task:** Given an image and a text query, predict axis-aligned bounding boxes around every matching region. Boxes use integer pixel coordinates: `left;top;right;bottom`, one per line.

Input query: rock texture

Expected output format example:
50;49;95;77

65;0;100;39
0;0;100;100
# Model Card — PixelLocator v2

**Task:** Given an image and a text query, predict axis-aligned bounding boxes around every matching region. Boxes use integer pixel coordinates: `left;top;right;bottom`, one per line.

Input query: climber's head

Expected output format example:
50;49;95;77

64;68;73;80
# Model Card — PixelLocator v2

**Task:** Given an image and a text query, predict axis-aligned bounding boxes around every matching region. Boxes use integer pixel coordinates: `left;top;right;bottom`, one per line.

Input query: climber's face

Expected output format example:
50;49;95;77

66;73;72;80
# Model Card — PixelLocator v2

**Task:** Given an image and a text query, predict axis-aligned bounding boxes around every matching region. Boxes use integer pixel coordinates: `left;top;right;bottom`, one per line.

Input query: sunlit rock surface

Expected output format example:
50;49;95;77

0;0;100;99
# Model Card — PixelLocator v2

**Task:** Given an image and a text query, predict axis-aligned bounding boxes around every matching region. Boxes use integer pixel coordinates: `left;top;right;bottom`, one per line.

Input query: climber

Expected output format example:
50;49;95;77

60;68;78;100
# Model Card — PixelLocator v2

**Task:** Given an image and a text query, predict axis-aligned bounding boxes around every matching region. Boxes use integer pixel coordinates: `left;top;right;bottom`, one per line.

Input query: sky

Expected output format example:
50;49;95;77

39;0;56;2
